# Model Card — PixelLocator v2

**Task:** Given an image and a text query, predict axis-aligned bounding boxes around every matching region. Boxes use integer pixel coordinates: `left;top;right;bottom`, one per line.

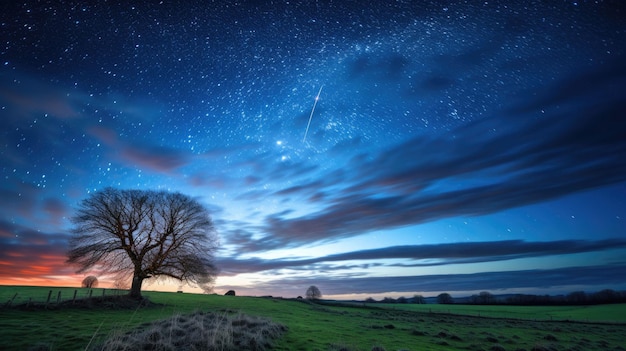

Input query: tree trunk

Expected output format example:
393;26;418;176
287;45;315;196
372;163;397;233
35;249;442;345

129;274;144;299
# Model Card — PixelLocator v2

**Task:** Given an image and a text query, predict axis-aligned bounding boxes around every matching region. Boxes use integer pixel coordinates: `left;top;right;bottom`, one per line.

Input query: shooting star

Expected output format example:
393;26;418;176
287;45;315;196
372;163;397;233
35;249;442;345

303;85;324;143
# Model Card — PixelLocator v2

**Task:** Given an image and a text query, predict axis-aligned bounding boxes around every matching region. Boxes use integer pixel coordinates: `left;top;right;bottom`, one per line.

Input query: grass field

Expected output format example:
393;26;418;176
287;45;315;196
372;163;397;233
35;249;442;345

1;285;625;350
382;302;626;323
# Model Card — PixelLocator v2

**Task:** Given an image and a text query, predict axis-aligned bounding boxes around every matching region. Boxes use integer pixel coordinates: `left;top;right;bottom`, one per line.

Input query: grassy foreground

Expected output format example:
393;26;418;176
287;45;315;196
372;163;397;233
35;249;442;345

1;286;625;350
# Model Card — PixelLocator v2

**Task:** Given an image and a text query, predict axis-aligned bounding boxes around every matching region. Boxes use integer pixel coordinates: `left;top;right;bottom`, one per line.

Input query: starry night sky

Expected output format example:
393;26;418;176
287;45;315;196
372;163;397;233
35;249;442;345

1;1;626;298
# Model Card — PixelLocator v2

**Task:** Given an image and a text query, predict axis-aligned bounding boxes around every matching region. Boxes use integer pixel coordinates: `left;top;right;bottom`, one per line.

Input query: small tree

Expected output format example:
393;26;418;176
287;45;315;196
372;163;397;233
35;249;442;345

67;188;219;299
437;293;453;304
413;294;425;304
305;285;322;300
382;297;396;304
567;291;587;304
81;275;98;288
478;291;494;304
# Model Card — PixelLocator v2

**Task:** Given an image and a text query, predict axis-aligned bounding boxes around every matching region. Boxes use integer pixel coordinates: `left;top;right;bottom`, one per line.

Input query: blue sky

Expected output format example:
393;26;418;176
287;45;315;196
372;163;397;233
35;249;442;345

1;1;625;298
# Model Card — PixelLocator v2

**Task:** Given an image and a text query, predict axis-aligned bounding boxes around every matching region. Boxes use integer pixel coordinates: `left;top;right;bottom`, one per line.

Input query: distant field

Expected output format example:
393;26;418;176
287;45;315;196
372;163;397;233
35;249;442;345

382;302;626;323
1;285;625;351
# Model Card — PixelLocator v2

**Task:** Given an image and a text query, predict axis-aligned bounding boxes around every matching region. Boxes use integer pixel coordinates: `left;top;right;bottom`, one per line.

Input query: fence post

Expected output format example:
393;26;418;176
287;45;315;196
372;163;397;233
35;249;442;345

89;289;93;299
73;290;77;304
46;290;52;308
102;288;106;297
4;293;18;308
56;291;62;304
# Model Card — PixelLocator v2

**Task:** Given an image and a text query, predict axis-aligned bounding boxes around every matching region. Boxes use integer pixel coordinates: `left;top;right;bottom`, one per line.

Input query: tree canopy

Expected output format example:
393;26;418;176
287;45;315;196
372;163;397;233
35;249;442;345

437;292;454;304
81;275;98;289
306;285;322;300
67;188;218;298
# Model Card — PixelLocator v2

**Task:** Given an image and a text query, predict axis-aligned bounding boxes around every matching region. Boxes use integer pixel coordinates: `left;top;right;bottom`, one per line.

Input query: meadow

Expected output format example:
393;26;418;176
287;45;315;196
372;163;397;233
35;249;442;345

383;302;626;323
1;285;625;351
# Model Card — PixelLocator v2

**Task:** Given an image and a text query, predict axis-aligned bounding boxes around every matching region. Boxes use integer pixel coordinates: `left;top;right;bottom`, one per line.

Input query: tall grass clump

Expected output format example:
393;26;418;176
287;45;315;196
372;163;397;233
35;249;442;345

93;311;287;351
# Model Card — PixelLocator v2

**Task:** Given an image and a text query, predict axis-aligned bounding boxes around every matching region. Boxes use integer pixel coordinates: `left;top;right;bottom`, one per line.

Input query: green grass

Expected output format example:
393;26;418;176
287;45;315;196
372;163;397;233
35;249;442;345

384;302;626;323
1;285;625;351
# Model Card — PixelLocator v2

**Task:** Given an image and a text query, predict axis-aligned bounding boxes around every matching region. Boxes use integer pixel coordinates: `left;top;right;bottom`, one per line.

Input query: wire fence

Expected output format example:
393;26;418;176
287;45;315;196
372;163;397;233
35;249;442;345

1;287;128;309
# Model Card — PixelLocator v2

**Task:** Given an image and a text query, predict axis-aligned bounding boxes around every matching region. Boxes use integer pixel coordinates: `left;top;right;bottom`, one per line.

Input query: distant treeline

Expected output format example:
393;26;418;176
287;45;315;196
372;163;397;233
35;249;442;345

364;289;626;306
498;289;626;306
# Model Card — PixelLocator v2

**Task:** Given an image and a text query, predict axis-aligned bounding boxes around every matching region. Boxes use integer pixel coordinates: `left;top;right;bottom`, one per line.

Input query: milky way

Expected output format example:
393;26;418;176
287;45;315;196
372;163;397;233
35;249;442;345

1;1;625;297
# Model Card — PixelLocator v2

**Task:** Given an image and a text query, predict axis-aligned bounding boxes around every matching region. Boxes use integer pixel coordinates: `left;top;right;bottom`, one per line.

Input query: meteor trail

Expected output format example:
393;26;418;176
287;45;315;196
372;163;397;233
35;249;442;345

303;85;324;143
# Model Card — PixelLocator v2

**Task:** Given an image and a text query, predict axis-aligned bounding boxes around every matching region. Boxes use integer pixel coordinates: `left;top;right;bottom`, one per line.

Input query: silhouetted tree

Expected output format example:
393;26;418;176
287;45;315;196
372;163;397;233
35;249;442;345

478;291;494;304
567;291;587;304
412;294;425;304
81;275;98;288
397;296;408;304
306;285;322;300
593;289;617;303
67;188;218;299
504;290;626;306
225;290;236;296
437;293;454;304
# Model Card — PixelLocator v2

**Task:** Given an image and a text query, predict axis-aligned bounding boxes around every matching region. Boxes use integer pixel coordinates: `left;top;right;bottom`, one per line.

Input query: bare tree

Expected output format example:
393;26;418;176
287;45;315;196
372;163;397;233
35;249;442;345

67;188;218;299
81;275;98;288
305;285;322;300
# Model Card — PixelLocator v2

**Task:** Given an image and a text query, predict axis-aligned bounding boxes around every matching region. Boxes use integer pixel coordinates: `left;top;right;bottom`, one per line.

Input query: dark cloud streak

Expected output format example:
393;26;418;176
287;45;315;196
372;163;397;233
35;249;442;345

264;59;626;246
218;239;626;275
0;220;73;279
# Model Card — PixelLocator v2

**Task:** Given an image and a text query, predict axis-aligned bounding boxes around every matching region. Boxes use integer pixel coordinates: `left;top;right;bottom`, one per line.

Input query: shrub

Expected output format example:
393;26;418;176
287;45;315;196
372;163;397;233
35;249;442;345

94;311;286;351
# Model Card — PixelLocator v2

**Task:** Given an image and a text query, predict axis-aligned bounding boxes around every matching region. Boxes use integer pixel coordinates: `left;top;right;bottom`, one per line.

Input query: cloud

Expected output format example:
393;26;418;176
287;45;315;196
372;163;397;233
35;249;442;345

219;226;286;255
263;59;626;246
217;239;626;275
88;126;191;173
223;263;626;297
88;126;265;177
41;198;69;217
120;144;191;172
0;77;81;121
0;70;169;125
42;197;71;225
0;184;38;220
0;220;73;280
